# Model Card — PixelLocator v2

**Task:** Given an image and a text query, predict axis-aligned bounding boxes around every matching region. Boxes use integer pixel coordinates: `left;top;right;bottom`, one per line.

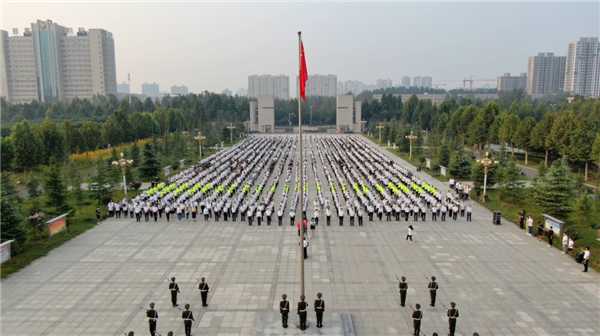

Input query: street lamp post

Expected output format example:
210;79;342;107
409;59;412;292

310;106;313;125
476;152;499;202
244;120;250;136
194;132;206;160
406;131;418;160
361;120;367;133
227;123;235;145
289;113;295;126
112;153;133;198
376;123;385;146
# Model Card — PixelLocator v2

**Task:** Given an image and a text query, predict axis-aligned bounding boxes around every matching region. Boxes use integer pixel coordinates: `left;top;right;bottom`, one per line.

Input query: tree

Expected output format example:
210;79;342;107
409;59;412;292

530;112;557;166
101;116;122;147
44;157;68;212
513;117;536;165
496;158;523;204
88;158;114;204
0;172;27;255
499;114;520;155
592;133;600;175
130;141;141;168
36;118;66;164
448;149;472;178
27;175;42;199
567;116;597;180
401;94;419;125
471;153;499;189
1;136;16;171
536;157;575;219
11;120;43;181
436;143;451;167
547;110;576;156
574;190;595;227
80;121;101;154
139;142;160;178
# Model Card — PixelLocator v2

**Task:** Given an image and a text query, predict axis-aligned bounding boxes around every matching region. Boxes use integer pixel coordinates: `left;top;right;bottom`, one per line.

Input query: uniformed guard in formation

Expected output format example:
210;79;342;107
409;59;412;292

199;277;210;306
146;302;158;336
280;294;290;328
447;302;460;336
428;276;439;307
297;295;308;330
169;277;180;307
399;276;408;306
181;303;195;336
314;293;325;328
411;303;422;336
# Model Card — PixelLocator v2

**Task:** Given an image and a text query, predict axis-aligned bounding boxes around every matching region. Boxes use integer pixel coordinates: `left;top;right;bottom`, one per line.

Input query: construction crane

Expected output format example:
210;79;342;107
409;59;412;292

463;76;496;90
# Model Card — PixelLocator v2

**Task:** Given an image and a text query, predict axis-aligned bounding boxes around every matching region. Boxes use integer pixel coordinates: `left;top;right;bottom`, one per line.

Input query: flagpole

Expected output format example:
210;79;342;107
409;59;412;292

298;31;305;298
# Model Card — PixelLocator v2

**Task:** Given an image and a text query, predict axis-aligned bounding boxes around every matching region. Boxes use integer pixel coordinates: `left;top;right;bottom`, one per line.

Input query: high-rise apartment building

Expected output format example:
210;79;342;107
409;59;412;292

413;76;422;87
302;74;337;97
564;37;600;97
1;19;117;103
401;76;411;88
222;88;232;96
237;88;247;97
376;78;393;90
526;52;566;95
117;81;129;93
497;73;527;91
171;85;188;95
142;82;159;98
422;76;433;88
247;74;289;99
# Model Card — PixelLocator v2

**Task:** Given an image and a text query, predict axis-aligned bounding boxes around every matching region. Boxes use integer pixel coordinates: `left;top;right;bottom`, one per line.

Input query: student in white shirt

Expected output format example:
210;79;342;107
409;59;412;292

582;247;590;272
406;225;414;242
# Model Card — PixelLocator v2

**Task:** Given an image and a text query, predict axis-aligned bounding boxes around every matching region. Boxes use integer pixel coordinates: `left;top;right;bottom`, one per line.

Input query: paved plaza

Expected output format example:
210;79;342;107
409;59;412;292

2;134;598;336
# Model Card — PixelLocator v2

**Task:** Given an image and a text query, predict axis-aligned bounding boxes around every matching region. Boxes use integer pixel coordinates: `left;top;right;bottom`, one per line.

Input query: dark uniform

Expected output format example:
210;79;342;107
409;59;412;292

182;305;195;336
280;295;290;328
169;278;180;307
314;293;325;328
146;303;158;336
297;296;308;330
199;278;209;306
412;304;422;336
428;276;439;307
447;302;460;336
399;277;408;306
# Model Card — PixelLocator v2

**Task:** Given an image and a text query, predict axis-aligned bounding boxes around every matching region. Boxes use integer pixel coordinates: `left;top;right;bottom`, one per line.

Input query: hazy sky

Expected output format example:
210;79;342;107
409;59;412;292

2;1;599;95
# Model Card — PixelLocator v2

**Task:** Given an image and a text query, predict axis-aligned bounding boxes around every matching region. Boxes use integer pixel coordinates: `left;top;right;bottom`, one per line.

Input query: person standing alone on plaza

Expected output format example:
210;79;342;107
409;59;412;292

406;225;414;243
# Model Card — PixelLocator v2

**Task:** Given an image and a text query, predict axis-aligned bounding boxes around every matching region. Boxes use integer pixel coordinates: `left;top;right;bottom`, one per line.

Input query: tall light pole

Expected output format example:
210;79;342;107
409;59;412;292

244;119;250;136
289;113;295;126
194;132;205;160
406;131;418;160
361;119;367;133
376;123;384;146
310;106;312;125
227;123;235;145
476;152;499;202
112;153;133;198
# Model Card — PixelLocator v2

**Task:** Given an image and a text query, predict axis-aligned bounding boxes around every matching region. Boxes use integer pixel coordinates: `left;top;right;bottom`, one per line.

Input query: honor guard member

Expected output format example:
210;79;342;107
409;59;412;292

199;277;210;306
399;276;408;306
412;303;423;336
182;303;195;336
146;302;159;336
447;302;460;336
167;332;173;336
314;293;325;328
280;294;290;328
169;277;180;307
428;276;439;307
128;332;134;336
297;295;308;330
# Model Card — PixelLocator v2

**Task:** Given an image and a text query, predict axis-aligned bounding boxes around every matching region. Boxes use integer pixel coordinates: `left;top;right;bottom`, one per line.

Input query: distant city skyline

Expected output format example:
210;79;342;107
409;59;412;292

1;1;598;98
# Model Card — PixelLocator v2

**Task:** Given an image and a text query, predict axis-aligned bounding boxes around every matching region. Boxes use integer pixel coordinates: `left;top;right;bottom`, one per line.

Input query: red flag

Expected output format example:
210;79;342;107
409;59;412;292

300;41;308;101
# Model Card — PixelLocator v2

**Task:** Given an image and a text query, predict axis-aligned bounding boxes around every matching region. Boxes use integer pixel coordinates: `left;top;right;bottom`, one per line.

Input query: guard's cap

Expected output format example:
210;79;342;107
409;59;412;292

432;334;439;336
415;303;421;309
300;295;305;300
171;277;176;281
473;333;479;336
451;302;456;307
317;293;322;298
149;302;155;308
401;276;406;281
201;277;205;281
168;332;173;336
128;332;134;336
185;304;190;309
282;294;287;299
431;276;436;281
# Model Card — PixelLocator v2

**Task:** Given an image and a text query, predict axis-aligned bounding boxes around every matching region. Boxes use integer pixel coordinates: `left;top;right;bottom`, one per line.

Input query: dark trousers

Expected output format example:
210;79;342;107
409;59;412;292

432;213;437;221
281;312;288;327
449;319;457;335
201;292;208;306
350;217;354;226
406;235;412;241
184;320;192;336
290;217;295;226
327;216;331;226
299;312;307;329
278;216;283;226
430;291;436;306
171;291;178;306
339;217;343;226
400;291;406;306
467;213;472;221
413;321;421;336
441;212;446;221
149;320;157;336
316;311;323;327
267;216;271;225
358;216;363;226
304;247;308;259
453;212;457;220
583;259;589;272
461;209;465;217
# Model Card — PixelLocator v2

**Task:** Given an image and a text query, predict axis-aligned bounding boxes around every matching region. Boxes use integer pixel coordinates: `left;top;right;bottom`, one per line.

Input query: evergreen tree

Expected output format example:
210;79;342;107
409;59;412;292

139;142;160;178
0;172;27;255
574;190;595;226
44;157;68;211
27;175;42;199
36;118;66;164
436;143;451;167
130;141;141;168
537;157;575;219
496;157;523;203
448;148;472;178
470;153;499;189
1;136;16;171
11;120;43;181
88;158;114;204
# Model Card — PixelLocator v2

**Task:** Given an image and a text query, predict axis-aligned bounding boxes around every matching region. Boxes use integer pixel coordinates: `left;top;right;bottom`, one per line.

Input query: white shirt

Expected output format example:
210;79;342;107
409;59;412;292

407;228;413;236
583;250;590;260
